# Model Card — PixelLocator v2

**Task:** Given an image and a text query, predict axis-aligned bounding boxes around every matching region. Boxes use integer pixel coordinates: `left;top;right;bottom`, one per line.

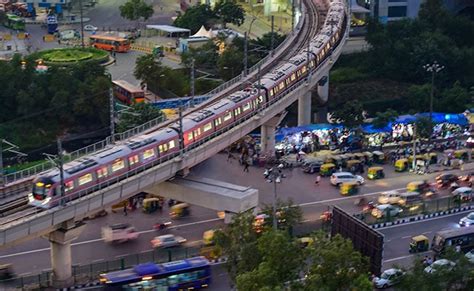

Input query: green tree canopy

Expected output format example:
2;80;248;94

134;54;165;91
173;4;216;34
217;42;244;80
372;109;398;129
330;100;365;128
116;103;164;133
260;198;303;234
181;41;219;71
214;0;245;28
119;0;154;22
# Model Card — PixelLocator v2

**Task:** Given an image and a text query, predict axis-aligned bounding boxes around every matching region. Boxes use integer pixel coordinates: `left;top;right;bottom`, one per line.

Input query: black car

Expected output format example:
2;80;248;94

435;173;458;186
302;161;323;174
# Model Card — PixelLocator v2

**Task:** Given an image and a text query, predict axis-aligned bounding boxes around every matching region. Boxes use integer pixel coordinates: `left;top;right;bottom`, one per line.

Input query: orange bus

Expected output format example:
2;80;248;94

112;80;145;104
89;35;130;52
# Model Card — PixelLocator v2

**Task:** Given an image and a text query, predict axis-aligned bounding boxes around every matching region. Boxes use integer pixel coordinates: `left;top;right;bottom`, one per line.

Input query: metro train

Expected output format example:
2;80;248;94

29;0;348;208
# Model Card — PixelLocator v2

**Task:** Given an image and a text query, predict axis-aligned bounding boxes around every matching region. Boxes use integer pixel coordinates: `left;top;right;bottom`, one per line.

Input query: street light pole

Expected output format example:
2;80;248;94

423;61;444;140
79;0;84;47
270;15;275;57
264;166;284;230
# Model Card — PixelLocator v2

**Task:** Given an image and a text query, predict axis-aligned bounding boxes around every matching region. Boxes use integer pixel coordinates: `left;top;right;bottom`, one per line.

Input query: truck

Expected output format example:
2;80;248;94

101;223;139;243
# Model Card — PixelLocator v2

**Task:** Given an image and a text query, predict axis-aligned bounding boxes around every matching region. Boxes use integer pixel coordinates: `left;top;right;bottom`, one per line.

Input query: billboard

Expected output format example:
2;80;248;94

331;206;384;276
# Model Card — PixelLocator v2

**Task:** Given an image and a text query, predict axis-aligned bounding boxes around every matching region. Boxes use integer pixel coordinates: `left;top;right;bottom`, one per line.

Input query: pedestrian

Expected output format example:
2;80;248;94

315;175;321;185
243;160;249;172
123;204;127;216
227;149;232;163
460;159;464;171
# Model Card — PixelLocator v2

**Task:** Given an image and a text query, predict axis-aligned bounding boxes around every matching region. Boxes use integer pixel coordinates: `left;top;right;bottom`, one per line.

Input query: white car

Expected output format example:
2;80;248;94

373;268;405;289
371;204;402;219
84;24;98;31
424;259;456;274
330;172;364;186
465;249;474;263
151;234;186;248
459;212;474;227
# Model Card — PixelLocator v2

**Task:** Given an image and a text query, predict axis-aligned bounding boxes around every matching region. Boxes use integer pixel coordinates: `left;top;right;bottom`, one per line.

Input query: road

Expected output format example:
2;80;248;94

1;154;472;278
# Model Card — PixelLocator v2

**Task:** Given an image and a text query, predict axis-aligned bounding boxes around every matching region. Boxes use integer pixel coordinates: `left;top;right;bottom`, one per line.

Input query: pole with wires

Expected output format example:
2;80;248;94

191;58;195;108
109;87;115;143
271;15;275;57
243;32;248;77
57;138;65;205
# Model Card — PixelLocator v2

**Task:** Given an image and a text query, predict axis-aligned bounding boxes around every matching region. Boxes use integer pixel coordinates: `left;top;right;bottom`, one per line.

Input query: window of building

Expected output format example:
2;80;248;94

128;155;139;166
143;148;155;160
97;167;108;178
112;159;125;172
78;173;93;186
203;122;212;132
388;6;407;17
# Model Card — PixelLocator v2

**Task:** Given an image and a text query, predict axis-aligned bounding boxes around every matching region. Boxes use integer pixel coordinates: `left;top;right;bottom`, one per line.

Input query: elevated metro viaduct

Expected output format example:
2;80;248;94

0;2;350;289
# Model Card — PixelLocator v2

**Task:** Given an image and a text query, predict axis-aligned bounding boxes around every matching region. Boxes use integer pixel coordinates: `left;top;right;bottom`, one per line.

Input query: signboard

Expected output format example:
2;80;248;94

331;206;384;276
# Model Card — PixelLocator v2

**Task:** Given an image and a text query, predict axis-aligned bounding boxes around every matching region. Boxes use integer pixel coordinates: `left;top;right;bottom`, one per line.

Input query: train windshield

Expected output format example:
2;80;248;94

33;181;49;199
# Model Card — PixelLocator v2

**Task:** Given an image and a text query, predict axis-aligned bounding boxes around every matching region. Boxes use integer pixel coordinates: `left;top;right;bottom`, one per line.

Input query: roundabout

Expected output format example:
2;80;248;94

32;47;109;65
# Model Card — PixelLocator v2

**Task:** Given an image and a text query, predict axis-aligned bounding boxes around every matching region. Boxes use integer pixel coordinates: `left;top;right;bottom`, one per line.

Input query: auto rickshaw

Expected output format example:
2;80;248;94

408;155;427;164
372;151;385;164
426;152;438;165
354;153;365;161
340;182;359;196
170;203;190;219
0;264;13;280
347;159;361;173
455;149;468;161
203;230;216;246
395;158;409;172
320;163;336;176
409;235;429;253
407;181;430;193
363;152;373;165
367;166;385;180
142;198;163;214
331;155;343;167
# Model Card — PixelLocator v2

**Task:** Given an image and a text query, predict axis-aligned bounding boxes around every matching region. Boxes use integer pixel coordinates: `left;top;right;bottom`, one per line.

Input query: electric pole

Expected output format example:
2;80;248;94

109;87;115;143
191;58;195;108
271;16;275;57
79;0;84;47
243;32;248;77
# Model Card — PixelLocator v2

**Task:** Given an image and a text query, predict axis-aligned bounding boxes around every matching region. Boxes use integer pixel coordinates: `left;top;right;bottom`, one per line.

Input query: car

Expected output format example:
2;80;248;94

452;187;473;202
373;268;405;289
330;172;364;186
459;212;474;227
83;24;98;31
378;191;401;205
371;204;403;219
302;160;323;174
424;259;455;274
436;173;458;187
151;234;186;248
465;249;474;263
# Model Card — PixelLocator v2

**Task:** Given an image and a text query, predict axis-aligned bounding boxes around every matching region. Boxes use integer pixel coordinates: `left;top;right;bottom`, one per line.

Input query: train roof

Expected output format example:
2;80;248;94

145;127;179;141
226;88;259;104
289;54;310;66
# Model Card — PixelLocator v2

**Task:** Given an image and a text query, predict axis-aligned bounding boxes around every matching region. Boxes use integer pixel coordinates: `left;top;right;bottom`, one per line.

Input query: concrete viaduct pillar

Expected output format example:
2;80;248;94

47;220;86;288
260;112;287;155
297;89;312;126
315;75;329;123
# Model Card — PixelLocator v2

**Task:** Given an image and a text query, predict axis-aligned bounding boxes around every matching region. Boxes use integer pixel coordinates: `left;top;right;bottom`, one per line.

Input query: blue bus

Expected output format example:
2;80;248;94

99;256;211;290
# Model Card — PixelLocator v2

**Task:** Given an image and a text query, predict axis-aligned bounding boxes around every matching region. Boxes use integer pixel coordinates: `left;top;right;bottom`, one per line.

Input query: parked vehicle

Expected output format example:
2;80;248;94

102;223;139;243
373;268;405;289
83;24;98;31
395;159;409;172
373;151;385;164
424;259;455;274
142;197;163;213
302;159;323;174
151;234;186;248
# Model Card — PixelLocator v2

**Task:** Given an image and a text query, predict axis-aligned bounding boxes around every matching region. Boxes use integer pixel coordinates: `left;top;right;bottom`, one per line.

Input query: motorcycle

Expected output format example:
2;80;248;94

153;221;172;231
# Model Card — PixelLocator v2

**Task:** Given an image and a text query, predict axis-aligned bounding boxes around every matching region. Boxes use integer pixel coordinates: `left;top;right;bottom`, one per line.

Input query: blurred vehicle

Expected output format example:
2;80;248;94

202;230;216;246
409;235;429;253
142;197;163;213
398;192;423;207
330;172;364;186
362;201;376;213
465;249;474;263
151;234;186;248
0;264;13;280
459;212;474;227
372;151;385;164
83;24;98;31
339;182;359;196
170;203;191;219
373;268;405;289
424;259;455;274
452;187;473;203
298;236;315;248
395;159;409;172
102;223;139;243
378;191;401;205
302;159;323;174
59;29;80;41
320;163;336;176
406;181;430;193
436;173;458;187
153;221;171;231
459;172;474;183
367;167;384;180
320;210;332;222
85;209;108;220
432;227;474;254
371;204;402;219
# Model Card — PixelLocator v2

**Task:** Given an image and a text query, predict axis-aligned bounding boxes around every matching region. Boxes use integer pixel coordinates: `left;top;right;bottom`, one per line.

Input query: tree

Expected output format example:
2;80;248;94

414;116;432;139
116;103;164;132
213;0;245;28
217;43;243;80
372;109;398;129
405;84;431;113
134;54;165;92
173;4;216;34
260;198;303;234
438;81;472;113
119;0;154;24
330;100;365;128
250;32;286;59
303;232;371;291
181;41;219;71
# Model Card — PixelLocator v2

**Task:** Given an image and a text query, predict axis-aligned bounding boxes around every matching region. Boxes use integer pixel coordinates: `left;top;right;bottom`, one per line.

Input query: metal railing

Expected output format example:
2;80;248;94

0;246;202;290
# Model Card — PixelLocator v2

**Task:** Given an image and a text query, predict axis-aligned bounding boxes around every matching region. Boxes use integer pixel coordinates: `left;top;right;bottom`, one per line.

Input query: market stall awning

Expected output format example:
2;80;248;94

146;25;190;35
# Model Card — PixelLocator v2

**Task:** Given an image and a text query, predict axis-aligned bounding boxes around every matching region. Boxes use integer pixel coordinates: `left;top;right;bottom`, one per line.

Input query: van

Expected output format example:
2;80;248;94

398;192;423;206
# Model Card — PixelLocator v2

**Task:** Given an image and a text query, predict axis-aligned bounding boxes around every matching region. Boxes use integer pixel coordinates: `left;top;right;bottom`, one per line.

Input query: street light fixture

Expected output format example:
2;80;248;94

263;164;285;230
423;61;444;139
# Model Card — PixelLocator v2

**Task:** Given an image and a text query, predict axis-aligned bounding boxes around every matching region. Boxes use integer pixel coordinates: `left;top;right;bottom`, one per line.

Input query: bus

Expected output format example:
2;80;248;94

112;80;145;105
99;256;211;290
89;35;130;52
432;227;474;254
3;13;25;31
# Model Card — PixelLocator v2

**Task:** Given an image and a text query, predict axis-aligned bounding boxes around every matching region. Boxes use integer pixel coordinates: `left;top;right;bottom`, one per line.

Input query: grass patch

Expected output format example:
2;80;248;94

34;48;109;65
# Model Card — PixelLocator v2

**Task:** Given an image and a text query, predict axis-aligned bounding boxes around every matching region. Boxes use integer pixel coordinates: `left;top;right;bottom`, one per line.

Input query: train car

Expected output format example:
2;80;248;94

259;62;298;101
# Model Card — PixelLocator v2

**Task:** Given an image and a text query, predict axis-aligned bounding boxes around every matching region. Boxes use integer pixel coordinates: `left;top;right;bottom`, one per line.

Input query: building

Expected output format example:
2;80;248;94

25;0;70;16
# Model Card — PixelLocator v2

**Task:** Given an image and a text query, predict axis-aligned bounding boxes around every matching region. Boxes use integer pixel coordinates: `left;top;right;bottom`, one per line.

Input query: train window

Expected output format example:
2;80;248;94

234;108;241;116
203;122;212;132
168;140;176;149
310;60;315;67
258;96;263;103
159;143;168;153
270;90;274;97
223;112;232;121
194;128;201;137
112;159;125;172
187;133;193;141
291;73;296;81
302;66;307;73
97;167;108;178
128;155;139;166
243;102;251;112
279;82;285;90
65;181;74;192
143;148;155;160
78;173;93;186
214;117;222;126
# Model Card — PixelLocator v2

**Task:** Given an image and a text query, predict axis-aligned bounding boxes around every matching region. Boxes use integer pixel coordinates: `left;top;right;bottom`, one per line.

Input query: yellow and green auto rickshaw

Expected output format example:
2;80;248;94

142;197;163;214
346;159;361;172
320;163;336;176
395;158;409;172
409;235;429;253
203;229;216;246
407;181;430;193
367;166;385;180
372;151;385;164
455;149;469;161
170;203;191;219
340;182;359;196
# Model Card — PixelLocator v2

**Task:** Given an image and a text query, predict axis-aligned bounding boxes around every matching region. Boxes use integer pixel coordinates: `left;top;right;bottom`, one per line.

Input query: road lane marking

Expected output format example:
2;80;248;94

384;254;415;263
401;235;412;239
299;188;406;207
